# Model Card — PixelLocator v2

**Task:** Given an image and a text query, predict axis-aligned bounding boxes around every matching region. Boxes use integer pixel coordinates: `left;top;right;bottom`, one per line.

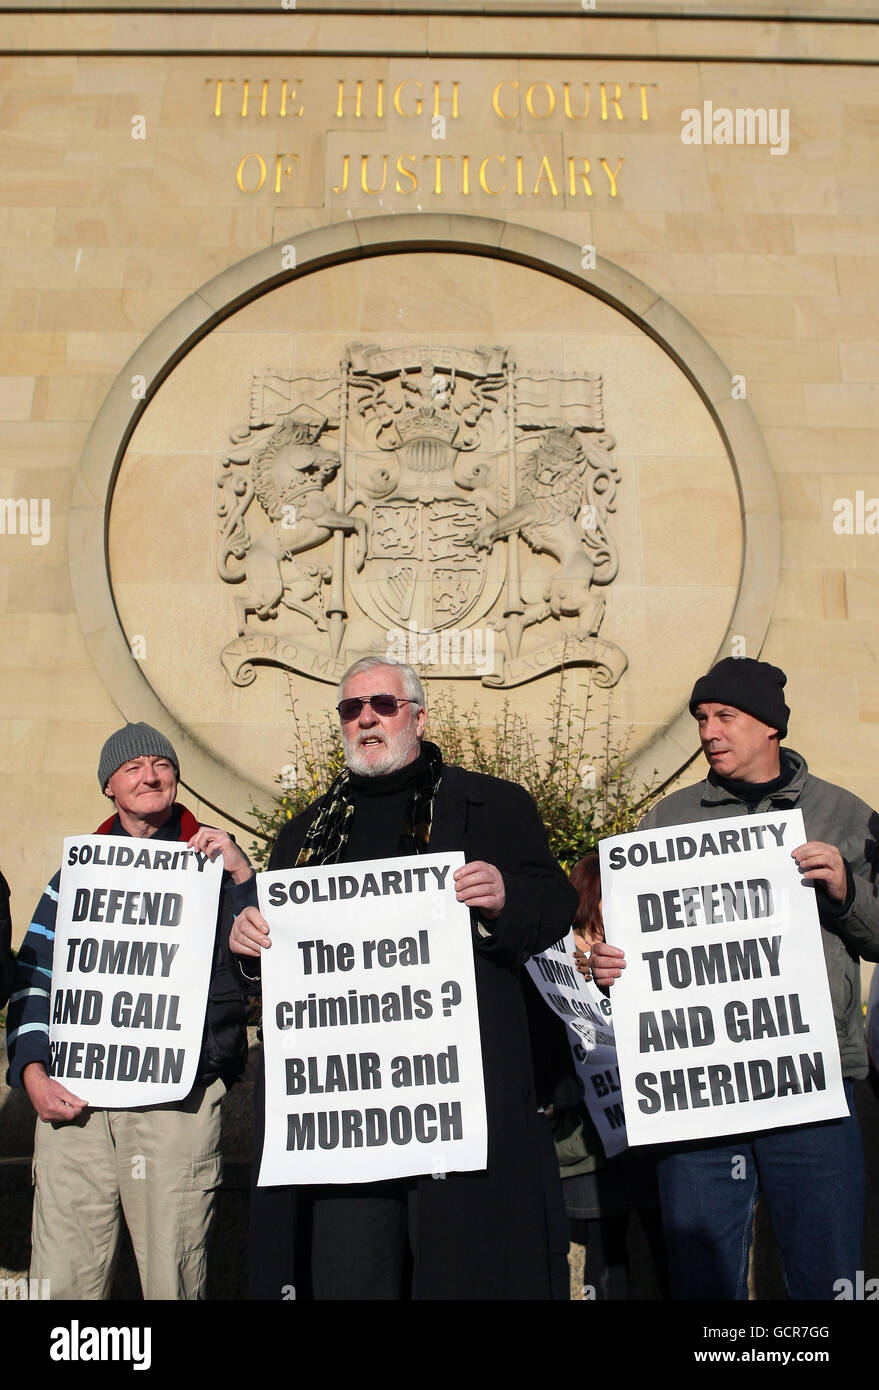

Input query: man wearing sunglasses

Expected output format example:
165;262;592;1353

230;656;577;1300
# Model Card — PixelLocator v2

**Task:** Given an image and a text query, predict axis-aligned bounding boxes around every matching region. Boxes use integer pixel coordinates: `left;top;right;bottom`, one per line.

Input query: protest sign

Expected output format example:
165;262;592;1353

49;835;222;1106
257;851;487;1186
600;809;847;1145
527;930;628;1157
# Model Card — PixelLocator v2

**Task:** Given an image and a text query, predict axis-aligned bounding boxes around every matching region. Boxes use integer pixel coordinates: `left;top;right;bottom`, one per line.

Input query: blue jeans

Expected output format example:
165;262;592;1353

655;1080;864;1300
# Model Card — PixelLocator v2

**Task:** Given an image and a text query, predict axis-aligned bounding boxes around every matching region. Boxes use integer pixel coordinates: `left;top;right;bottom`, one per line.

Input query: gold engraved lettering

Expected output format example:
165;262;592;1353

396;153;417;192
492;81;519;120
600;82;624;121
479;154;506;194
279;81;304;117
236;152;266;192
600;156;624;196
432;81;460;118
630;81;657;121
207;78;232;118
361;153;389;194
424;153;454;195
394;79;423;118
525;81;555;119
336;79;363;119
567;156;592;196
563;82;590;119
333;153;350;194
532;154;559;196
274;153;300;193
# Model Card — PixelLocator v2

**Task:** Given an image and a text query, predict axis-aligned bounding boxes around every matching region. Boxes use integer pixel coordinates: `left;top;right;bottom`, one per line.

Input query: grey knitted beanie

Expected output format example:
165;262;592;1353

98;723;180;792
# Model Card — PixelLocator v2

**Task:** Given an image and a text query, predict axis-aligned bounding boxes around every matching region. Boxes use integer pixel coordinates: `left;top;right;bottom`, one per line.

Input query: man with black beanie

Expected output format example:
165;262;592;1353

592;656;879;1300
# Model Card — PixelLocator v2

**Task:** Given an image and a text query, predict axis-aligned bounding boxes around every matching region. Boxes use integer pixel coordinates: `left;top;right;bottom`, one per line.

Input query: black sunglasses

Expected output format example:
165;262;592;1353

337;694;420;722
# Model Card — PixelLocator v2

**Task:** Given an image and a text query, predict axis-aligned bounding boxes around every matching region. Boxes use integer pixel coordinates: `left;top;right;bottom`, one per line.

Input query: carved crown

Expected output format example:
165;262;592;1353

394;405;461;473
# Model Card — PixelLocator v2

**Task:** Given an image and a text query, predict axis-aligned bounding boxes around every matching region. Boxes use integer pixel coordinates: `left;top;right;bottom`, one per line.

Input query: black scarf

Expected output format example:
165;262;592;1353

295;740;444;867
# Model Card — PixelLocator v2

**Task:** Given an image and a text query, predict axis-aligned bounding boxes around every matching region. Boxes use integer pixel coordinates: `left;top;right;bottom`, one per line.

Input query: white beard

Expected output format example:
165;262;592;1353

343;727;420;776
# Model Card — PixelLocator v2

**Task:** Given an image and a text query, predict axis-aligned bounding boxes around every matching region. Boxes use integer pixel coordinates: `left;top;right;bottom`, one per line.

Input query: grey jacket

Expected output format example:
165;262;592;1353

639;749;879;1079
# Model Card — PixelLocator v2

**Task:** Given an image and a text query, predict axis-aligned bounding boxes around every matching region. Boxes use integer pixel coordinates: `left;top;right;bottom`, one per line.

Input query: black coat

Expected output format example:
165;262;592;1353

0;871;13;1011
250;762;578;1300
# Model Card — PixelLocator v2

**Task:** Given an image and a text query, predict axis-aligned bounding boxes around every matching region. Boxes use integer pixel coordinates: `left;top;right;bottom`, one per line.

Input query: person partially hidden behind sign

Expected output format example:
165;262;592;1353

5;723;252;1299
591;657;878;1300
228;657;578;1300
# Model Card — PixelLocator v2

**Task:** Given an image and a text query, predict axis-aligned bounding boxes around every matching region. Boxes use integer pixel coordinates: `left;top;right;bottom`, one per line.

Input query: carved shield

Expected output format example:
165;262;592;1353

350;491;503;632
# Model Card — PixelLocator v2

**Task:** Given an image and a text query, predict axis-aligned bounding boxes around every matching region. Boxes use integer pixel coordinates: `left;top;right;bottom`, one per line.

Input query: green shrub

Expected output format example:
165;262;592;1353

247;705;346;866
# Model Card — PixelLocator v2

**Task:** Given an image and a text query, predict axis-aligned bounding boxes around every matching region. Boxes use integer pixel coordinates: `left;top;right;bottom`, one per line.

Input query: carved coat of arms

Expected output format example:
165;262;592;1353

216;345;627;689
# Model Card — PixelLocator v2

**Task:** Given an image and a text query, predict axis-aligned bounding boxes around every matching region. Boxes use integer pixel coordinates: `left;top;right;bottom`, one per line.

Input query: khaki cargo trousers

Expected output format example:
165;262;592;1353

30;1077;225;1300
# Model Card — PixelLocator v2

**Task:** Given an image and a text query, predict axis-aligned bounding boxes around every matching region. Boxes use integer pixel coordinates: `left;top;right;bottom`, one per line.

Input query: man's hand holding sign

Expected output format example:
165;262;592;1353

228;658;578;1301
47;834;225;1108
229;860;506;957
256;851;487;1187
591;841;850;987
6;723;248;1300
600;808;847;1144
594;657;878;1302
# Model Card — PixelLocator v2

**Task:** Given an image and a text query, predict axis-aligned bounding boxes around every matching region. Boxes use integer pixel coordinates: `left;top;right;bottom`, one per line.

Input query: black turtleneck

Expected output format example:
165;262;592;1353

713;748;795;812
344;752;426;861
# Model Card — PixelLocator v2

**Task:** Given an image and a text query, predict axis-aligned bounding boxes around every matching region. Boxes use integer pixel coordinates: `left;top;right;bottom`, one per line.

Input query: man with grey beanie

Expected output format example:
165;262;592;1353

592;656;879;1300
6;722;252;1299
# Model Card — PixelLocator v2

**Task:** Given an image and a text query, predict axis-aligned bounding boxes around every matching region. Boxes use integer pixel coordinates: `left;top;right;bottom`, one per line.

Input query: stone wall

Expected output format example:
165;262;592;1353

1;2;878;964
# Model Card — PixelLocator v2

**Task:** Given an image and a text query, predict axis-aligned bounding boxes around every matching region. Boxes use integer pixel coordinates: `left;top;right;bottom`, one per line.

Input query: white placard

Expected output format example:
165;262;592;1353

599;810;848;1145
527;930;628;1157
49;836;222;1106
257;851;488;1186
